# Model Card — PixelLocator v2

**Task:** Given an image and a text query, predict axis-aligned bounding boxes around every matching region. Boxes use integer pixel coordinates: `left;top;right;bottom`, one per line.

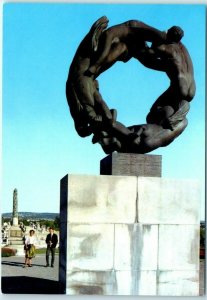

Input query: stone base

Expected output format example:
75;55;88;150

59;174;200;296
9;226;23;238
9;238;24;246
8;225;24;255
12;245;25;256
100;153;162;177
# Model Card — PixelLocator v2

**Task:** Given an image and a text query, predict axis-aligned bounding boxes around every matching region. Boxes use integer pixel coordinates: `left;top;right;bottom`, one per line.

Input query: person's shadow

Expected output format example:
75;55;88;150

2;261;46;268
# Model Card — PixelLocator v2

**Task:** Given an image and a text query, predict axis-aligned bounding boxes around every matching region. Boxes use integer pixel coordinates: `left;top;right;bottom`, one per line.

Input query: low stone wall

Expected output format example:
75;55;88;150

59;174;200;296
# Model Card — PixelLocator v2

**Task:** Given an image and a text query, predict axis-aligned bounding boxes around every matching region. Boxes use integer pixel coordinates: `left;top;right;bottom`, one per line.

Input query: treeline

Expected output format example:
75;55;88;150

2;216;60;230
2;212;59;220
22;216;60;230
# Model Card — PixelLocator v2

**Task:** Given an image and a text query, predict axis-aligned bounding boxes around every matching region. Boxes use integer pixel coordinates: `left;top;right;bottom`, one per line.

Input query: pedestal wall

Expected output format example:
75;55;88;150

59;174;200;296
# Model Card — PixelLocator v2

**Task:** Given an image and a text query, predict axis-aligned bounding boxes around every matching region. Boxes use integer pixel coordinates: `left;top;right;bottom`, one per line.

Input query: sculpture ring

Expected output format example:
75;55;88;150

66;16;195;154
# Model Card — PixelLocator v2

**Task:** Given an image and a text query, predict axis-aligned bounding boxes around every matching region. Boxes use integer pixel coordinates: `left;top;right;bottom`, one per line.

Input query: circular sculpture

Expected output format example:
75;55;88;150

66;16;195;154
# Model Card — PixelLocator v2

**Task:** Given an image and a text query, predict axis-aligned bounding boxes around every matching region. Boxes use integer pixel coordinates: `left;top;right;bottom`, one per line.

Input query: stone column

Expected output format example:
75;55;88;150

12;189;18;226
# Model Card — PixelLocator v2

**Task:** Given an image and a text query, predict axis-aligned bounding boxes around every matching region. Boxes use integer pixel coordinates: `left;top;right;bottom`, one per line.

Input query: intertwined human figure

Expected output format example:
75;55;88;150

66;17;195;154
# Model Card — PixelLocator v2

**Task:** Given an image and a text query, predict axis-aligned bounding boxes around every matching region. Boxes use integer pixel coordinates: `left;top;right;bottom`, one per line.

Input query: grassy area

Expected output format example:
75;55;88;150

35;248;59;254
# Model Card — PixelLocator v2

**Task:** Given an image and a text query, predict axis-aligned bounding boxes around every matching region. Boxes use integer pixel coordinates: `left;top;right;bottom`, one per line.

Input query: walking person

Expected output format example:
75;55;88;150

45;227;58;267
23;229;36;268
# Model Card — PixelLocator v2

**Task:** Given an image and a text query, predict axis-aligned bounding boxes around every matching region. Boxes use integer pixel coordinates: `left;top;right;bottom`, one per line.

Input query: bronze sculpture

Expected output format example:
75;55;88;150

66;17;195;154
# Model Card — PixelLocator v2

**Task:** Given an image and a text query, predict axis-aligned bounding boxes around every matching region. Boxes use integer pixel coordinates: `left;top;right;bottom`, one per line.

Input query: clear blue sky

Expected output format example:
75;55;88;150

2;3;205;219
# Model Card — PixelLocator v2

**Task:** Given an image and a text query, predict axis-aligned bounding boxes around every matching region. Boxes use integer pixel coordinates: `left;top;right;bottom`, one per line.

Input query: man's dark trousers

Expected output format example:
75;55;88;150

46;246;56;266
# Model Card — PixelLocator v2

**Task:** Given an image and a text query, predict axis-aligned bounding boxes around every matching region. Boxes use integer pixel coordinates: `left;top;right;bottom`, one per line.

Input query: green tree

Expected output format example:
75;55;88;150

54;216;60;229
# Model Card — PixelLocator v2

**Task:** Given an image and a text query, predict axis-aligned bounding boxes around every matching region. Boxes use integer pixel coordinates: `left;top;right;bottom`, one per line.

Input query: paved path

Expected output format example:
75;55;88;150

1;254;63;294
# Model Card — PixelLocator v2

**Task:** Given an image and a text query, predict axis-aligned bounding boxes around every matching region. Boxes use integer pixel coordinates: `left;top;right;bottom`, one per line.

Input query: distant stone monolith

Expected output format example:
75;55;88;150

12;188;18;226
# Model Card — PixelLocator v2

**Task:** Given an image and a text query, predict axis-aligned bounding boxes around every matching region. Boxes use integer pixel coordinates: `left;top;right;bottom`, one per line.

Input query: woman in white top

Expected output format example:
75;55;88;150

23;229;36;267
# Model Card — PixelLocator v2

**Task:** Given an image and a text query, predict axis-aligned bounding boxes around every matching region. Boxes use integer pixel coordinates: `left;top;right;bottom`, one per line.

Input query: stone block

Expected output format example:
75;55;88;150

67;270;157;295
9;239;24;245
138;177;200;224
60;173;201;296
67;270;116;295
157;271;199;296
9;226;23;238
61;174;137;223
158;225;200;271
114;224;158;270
67;224;114;271
115;270;157;295
100;153;162;177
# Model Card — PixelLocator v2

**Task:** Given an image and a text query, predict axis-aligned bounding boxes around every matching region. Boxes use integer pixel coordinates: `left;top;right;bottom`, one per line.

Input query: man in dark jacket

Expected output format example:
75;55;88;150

45;227;58;267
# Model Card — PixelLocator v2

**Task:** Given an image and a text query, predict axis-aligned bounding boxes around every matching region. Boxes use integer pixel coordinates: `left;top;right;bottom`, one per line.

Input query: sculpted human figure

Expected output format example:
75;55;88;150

88;19;167;75
136;26;196;129
67;17;165;144
97;116;188;154
127;118;188;153
92;108;143;154
92;25;196;154
66;16;114;137
66;17;195;154
67;16;136;141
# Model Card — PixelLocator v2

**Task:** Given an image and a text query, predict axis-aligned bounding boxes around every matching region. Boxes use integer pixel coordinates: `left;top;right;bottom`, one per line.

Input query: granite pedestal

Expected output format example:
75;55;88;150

100;153;162;177
59;154;200;296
